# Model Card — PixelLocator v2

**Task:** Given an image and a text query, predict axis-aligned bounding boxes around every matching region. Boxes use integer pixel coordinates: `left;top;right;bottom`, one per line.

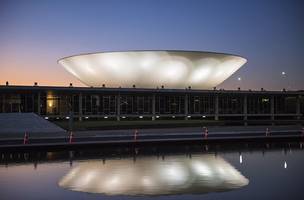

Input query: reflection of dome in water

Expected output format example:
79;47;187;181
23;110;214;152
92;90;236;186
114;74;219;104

58;154;249;196
58;51;247;89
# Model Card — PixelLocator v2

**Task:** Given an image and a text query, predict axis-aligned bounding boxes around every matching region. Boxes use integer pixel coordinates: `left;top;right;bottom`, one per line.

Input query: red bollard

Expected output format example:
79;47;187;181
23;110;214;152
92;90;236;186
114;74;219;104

135;148;139;155
266;128;270;136
134;129;138;141
23;132;29;144
69;131;73;144
204;127;208;139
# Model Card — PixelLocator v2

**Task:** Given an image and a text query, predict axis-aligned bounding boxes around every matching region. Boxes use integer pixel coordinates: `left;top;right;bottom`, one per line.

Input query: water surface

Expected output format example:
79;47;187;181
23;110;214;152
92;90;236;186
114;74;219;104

0;143;303;199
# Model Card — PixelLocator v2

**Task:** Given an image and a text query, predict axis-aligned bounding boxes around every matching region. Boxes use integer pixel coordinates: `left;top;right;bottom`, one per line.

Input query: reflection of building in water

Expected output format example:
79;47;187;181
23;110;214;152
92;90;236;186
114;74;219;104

59;154;249;196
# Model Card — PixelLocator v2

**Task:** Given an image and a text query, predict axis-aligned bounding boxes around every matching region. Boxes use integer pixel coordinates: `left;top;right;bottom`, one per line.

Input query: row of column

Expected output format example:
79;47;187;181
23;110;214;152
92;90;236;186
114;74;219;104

49;93;302;121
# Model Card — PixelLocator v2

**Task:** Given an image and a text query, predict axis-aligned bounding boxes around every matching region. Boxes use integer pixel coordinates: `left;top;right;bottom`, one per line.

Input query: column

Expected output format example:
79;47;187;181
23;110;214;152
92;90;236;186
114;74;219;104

37;92;41;115
68;95;73;131
116;93;120;121
2;94;5;113
68;110;73;131
243;95;247;126
152;94;156;120
270;95;275;124
296;95;301;120
184;94;188;120
215;95;219;121
79;93;82;121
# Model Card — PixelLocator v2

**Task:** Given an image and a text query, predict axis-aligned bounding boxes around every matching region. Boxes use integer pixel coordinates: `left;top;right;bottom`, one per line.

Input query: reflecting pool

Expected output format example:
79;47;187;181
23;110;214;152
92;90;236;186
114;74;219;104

0;142;303;200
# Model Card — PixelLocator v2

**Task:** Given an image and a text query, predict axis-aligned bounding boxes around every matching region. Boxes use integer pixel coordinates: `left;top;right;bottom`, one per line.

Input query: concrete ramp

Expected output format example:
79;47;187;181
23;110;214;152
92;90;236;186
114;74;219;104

0;113;65;138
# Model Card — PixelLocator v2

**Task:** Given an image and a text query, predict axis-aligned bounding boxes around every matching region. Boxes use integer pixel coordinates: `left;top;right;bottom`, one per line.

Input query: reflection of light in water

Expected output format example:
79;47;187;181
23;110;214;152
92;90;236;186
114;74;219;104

107;176;119;186
240;154;243;164
192;161;212;177
142;176;153;187
216;166;226;175
59;154;249;196
284;161;287;169
162;164;188;184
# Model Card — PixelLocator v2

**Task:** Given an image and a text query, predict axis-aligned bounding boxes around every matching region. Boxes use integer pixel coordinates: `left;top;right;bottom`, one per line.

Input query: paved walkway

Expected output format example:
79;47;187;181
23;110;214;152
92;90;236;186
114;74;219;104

0;114;302;150
0;123;302;139
0;113;65;138
0;125;303;149
73;125;303;137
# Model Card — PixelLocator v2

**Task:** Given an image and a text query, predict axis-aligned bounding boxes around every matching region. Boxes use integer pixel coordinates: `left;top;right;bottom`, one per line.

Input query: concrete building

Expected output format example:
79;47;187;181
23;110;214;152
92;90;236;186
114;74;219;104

0;85;303;125
1;50;303;125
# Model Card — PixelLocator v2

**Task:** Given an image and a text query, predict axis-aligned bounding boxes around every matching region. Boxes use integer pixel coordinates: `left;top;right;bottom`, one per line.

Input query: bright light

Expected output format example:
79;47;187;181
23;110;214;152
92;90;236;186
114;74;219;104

284;161;287;169
108;176;119;186
82;171;96;185
85;116;89;119
192;161;212;177
172;116;175;118
189;66;211;83
187;115;191;118
139;116;143;119
262;98;269;103
237;77;241;81
122;116;126;119
282;71;286;75
141;176;153;187
202;115;206;118
239;154;243;164
163;165;188;184
44;117;49;120
156;115;160;118
66;116;70;119
104;116;108;119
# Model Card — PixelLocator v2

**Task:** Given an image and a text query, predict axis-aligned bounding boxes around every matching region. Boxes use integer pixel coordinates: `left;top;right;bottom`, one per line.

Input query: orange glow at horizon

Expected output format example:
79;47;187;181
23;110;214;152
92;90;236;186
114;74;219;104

0;57;86;87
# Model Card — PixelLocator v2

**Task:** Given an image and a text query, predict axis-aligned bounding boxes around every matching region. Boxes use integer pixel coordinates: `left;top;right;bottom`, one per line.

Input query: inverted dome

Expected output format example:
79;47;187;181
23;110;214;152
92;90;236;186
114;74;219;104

58;50;247;89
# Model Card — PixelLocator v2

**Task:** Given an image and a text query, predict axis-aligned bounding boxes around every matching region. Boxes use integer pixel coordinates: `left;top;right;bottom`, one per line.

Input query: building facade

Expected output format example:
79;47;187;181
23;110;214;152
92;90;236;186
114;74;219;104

0;85;303;124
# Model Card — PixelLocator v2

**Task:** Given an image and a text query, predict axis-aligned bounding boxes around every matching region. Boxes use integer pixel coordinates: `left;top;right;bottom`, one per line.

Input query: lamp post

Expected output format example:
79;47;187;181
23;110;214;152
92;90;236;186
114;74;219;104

237;77;242;90
281;71;290;90
68;96;73;132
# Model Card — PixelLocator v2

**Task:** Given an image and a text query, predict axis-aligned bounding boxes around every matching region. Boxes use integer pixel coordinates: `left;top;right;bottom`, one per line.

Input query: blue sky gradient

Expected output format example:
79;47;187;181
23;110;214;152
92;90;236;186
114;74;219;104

0;0;303;90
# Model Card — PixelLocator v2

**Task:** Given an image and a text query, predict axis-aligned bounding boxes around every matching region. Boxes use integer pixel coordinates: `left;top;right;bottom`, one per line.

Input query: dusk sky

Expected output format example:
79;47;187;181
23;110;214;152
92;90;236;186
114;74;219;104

0;0;303;90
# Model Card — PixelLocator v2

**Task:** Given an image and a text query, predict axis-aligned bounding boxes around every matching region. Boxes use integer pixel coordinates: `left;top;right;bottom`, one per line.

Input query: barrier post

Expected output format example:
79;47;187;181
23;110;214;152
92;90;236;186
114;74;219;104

134;129;138;141
266;128;270;136
23;132;29;144
204;127;208;139
69;131;73;144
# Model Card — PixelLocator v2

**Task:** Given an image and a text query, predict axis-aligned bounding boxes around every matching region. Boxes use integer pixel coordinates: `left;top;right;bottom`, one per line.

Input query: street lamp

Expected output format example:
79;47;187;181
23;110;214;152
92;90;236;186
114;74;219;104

237;77;242;90
281;71;289;90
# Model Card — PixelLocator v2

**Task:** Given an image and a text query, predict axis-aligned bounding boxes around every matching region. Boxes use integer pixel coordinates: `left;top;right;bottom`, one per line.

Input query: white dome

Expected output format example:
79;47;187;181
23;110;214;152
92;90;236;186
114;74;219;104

58;50;247;89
